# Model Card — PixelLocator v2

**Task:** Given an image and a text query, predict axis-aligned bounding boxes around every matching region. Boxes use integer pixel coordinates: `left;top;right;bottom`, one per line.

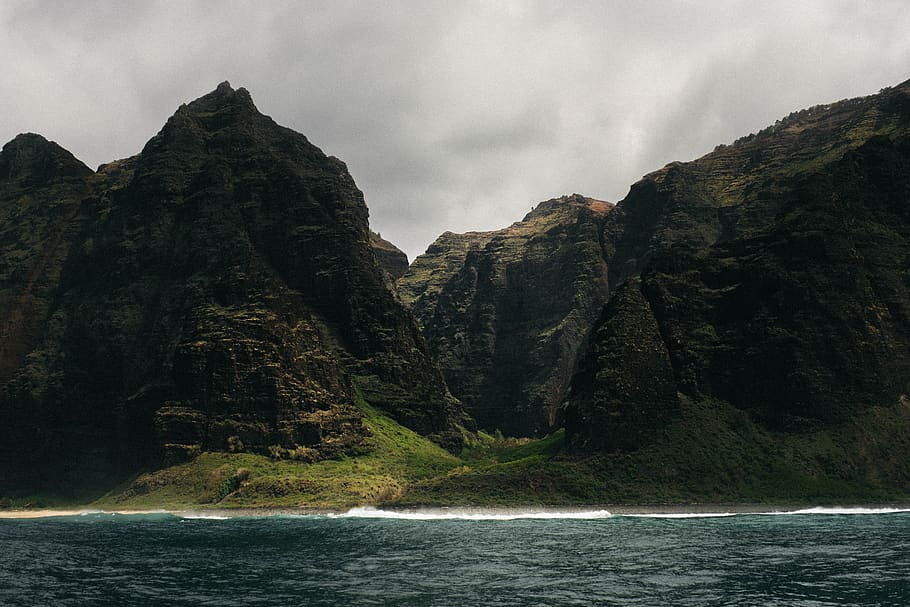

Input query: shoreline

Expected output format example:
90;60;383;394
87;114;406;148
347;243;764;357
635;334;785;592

3;502;910;520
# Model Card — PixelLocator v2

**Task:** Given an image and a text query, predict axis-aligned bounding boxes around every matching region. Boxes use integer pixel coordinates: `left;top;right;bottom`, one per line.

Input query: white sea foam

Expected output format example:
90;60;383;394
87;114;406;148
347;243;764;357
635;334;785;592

336;507;614;520
765;506;910;516
622;506;910;518
5;505;907;521
625;512;739;519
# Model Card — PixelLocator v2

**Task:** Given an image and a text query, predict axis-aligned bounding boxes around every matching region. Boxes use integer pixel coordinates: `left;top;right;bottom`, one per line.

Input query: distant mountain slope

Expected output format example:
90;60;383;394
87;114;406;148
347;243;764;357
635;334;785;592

399;195;612;435
0;83;465;494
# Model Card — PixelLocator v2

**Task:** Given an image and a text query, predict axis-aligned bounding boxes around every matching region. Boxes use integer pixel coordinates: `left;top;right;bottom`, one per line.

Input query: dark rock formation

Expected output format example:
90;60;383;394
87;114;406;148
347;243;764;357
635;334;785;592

370;231;409;291
399;195;612;436
0;134;92;385
564;278;678;451
0;83;464;494
566;78;910;449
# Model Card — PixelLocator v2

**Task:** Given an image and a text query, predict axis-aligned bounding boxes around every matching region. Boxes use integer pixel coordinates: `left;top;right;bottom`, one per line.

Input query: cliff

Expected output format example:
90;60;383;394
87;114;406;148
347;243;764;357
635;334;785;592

394;80;910;504
399;195;612;436
0;134;93;384
0;83;465;494
566;79;910;463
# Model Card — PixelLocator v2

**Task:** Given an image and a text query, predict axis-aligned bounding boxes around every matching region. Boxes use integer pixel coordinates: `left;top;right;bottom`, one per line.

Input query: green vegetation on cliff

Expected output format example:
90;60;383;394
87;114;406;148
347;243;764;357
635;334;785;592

89;394;460;511
4;382;908;510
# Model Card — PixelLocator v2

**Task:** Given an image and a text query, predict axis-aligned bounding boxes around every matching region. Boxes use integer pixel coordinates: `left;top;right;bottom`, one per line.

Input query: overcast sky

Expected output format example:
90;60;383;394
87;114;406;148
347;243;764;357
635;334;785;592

2;1;909;260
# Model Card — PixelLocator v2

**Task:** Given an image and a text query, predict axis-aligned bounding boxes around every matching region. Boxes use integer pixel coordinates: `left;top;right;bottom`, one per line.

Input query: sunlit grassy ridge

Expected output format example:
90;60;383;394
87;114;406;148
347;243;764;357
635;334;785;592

89;396;461;510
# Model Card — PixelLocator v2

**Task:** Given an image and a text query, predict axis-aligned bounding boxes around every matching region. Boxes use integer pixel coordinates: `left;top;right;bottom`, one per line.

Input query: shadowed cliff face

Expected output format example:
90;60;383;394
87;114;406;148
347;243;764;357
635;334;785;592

0;135;92;385
566;79;910;450
399;195;612;436
0;83;465;493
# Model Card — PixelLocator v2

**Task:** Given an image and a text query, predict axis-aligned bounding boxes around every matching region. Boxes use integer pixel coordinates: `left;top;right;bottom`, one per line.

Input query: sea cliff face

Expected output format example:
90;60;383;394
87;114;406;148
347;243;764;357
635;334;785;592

0;83;465;493
389;80;910;504
399;195;612;436
566;80;910;454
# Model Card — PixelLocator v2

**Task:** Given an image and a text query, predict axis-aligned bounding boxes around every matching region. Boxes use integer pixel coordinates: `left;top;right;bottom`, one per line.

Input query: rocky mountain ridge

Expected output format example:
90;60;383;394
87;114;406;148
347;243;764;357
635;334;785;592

0;82;465;494
400;79;910;498
565;78;910;452
399;195;612;435
384;78;910;503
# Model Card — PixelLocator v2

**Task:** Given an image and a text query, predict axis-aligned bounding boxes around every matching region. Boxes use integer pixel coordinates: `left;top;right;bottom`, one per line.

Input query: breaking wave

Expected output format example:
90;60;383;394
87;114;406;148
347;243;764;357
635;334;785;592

766;506;910;516
614;506;910;519
336;507;614;520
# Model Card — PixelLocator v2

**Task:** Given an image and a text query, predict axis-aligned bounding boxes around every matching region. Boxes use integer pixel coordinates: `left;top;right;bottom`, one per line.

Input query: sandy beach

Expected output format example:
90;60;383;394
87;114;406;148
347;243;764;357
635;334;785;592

0;509;174;519
3;503;909;520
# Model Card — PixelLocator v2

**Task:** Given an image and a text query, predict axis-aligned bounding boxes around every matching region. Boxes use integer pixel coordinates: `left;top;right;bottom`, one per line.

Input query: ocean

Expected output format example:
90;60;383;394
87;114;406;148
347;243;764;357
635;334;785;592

0;507;907;606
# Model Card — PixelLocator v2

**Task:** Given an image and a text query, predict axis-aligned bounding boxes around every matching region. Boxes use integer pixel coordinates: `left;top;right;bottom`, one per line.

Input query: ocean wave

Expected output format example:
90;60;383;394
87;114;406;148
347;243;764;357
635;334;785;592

765;506;910;516
335;507;614;520
621;506;910;519
4;505;908;522
624;512;739;519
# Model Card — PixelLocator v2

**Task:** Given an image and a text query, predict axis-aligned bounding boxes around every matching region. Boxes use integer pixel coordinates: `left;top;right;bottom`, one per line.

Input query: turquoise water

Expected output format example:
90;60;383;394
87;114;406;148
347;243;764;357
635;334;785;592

1;508;908;606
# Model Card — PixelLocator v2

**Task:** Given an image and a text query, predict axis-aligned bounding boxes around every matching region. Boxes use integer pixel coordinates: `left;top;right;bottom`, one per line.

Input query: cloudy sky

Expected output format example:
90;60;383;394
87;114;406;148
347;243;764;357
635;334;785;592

2;1;909;260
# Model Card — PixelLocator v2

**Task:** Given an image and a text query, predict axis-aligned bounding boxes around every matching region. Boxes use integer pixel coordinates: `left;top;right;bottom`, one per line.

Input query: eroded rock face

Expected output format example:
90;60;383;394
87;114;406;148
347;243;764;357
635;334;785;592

564;278;678;452
0;134;92;385
566;78;910;448
399;195;612;436
0;83;464;492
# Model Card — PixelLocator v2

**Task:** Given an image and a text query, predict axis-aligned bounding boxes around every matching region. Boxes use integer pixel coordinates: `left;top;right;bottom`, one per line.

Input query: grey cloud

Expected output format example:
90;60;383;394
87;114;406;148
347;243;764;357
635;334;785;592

2;1;909;260
441;102;559;157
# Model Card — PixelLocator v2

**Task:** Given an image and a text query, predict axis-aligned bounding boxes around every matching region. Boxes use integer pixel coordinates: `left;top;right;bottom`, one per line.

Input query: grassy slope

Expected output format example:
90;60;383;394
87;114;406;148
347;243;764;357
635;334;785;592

4;392;907;511
88;397;461;511
400;396;910;507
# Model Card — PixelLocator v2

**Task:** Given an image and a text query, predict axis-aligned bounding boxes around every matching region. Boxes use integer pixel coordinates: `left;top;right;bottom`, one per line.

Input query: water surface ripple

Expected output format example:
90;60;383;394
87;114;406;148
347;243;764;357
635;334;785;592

0;510;907;606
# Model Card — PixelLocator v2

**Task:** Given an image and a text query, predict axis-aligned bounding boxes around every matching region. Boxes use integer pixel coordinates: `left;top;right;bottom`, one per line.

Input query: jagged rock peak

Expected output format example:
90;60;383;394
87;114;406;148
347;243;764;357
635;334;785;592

154;82;271;150
180;80;258;114
0;133;92;184
0;82;468;492
523;193;613;222
138;82;305;173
